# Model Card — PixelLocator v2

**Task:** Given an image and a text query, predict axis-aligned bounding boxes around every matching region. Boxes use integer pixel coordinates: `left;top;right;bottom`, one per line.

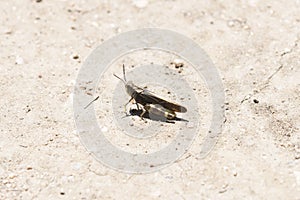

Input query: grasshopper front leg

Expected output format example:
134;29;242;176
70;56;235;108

124;96;134;115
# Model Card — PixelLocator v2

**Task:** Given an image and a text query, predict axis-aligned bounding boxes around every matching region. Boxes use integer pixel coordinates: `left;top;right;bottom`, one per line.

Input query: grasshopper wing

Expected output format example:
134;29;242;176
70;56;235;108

140;90;187;113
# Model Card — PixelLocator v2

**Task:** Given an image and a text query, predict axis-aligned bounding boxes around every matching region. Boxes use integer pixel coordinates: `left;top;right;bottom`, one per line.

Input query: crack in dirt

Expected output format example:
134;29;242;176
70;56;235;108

241;38;299;104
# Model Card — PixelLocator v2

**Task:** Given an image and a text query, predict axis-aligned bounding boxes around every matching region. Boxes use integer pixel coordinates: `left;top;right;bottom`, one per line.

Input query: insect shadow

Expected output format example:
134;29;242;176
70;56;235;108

128;108;189;124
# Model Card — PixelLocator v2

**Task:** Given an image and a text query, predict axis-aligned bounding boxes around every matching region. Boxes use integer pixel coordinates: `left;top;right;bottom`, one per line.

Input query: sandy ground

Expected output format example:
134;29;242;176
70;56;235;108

1;0;300;199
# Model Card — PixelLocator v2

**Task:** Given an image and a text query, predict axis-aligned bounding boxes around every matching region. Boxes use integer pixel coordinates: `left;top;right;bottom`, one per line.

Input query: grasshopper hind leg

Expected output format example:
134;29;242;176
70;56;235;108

139;109;148;122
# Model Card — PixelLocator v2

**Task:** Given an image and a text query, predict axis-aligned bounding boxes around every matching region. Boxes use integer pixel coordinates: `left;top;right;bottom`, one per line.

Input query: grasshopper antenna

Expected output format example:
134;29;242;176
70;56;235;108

113;64;127;84
84;96;99;109
122;64;127;82
113;74;126;84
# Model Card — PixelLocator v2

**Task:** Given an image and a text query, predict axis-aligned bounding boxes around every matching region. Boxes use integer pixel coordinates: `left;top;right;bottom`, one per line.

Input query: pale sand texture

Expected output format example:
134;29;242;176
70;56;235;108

0;0;299;199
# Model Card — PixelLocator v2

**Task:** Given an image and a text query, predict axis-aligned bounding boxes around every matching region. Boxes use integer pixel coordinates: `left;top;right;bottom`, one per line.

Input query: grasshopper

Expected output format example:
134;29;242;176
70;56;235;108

113;64;187;121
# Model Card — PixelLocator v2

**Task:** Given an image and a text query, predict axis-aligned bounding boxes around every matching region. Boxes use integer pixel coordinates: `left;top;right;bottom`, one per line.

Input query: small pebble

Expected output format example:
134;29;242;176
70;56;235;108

183;12;191;17
73;55;79;60
68;175;74;182
15;56;24;65
219;188;227;193
72;162;82;170
233;170;238;176
227;20;235;27
253;99;259;104
172;59;184;68
132;0;148;8
294;171;300;185
187;122;194;128
101;126;108;132
23;185;29;191
8;173;16;179
5;29;13;34
219;183;228;193
283;48;291;54
223;166;229;171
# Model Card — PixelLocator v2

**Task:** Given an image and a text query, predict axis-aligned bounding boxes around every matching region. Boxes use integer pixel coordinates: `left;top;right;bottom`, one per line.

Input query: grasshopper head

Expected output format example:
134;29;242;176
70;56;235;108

125;81;135;96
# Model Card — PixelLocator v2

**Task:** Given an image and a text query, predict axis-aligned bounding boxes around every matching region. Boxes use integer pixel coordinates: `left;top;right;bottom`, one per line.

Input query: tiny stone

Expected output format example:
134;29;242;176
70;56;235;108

72;163;82;170
8;173;16;179
68;175;74;181
219;183;228;193
15;56;24;65
187;122;194;128
283;48;291;54
172;58;184;68
115;27;122;33
132;0;148;8
227;20;235;27
183;12;191;17
223;166;229;171
294;171;300;185
5;29;13;34
233;170;238;176
253;99;259;104
219;188;227;193
23;185;29;191
6;183;12;187
101;126;108;132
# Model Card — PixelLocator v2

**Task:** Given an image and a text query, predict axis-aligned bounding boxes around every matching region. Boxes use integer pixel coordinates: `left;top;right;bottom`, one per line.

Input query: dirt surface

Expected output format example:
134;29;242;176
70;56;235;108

1;0;299;199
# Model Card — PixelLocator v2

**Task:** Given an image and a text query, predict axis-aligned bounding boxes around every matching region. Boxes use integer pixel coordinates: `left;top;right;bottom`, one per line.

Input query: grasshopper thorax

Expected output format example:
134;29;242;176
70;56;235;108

125;81;135;96
125;81;143;96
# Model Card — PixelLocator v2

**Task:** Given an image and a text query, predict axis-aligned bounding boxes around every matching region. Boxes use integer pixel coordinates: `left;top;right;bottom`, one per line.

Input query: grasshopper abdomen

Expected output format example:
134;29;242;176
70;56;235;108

143;104;176;120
